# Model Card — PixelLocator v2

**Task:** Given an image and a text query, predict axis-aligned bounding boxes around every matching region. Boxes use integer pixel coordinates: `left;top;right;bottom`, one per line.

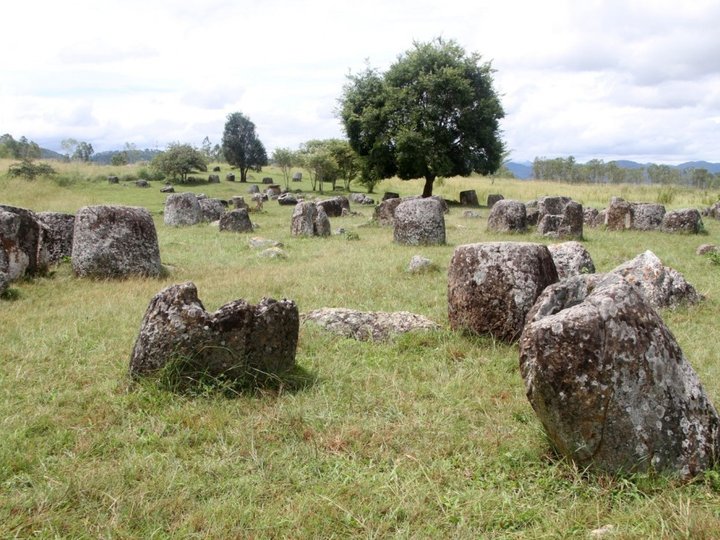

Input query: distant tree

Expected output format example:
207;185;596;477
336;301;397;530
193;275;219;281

150;143;207;182
111;151;129;166
222;112;268;182
61;138;78;160
297;140;341;192
1;134;41;160
272;147;295;189
72;141;94;162
339;38;505;197
325;139;360;191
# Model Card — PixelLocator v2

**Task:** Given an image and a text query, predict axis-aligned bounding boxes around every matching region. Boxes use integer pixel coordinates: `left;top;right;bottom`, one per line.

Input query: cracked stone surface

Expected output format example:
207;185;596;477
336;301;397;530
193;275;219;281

520;273;720;477
302;307;440;341
130;282;298;381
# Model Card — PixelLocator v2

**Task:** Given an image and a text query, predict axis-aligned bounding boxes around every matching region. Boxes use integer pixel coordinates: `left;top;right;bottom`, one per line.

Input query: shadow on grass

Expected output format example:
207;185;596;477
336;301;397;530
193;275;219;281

129;363;318;400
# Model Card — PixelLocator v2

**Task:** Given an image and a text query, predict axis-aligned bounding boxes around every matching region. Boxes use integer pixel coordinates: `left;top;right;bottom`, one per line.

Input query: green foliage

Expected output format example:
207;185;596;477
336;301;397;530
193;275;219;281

656;186;677;204
272;147;296;189
150;143;207;182
297;140;341;192
706;251;720;266
340;37;505;197
222;112;268;182
137;166;165;182
7;159;57;180
0;133;42;160
110;151;128;166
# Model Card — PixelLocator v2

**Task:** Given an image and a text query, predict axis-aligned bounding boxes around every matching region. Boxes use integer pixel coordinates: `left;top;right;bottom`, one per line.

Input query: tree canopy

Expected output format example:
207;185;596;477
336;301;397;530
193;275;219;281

339;38;505;197
150;143;207;182
222;112;268;182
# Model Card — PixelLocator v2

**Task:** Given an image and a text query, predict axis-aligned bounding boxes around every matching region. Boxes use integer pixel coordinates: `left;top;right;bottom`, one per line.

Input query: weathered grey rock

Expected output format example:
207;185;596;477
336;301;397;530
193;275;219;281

314;206;331;237
447;242;558;341
291;201;329;237
393;198;446;246
407;255;434;273
317;196;350;218
290;202;315;236
661;208;703;234
266;185;282;199
487;194;504;207
219;209;253;233
705;201;720;219
160;185;175;193
487;200;527;233
231;196;248;210
277;193;298;206
373;197;405;226
208;174;220;183
36;212;75;265
164;192;202;226
0;205;48;280
536;197;583;239
459;190;479;207
382;192;400;201
292;171;302;182
350;193;374;205
520;273;720;478
248;185;260;194
129;282;298;383
262;177;274;184
198;198;226;222
226;173;236;182
696;244;718;255
258;247;288;259
107;175;119;184
213;166;221;172
136;180;149;188
302;307;440;342
248;237;283;249
72;205;162;278
547;241;595;279
631;203;665;230
609;250;702;309
462;210;482;219
525;200;539;226
537;196;572;221
0;271;8;296
583;207;600;228
605;197;632;230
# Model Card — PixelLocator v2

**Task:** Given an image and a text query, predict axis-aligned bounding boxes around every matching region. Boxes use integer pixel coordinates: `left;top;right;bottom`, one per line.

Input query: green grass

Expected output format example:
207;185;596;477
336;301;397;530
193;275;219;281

2;162;720;538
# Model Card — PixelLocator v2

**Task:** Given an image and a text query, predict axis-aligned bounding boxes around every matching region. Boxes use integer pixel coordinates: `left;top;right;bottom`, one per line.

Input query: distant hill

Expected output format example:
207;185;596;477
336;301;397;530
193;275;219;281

40;148;65;160
505;159;720;179
506;161;532;179
92;149;162;165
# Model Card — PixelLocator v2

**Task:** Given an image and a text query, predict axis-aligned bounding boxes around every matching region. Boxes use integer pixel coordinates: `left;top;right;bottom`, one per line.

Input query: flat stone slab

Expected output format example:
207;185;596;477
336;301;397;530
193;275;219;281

302;308;440;341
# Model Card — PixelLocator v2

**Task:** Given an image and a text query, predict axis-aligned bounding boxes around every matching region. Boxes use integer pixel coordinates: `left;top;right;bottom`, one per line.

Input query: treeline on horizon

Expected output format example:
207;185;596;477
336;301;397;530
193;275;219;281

3;132;720;190
530;156;720;189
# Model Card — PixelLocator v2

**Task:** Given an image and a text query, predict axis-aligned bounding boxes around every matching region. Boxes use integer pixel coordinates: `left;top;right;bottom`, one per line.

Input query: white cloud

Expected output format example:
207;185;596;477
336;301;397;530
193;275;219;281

1;0;719;164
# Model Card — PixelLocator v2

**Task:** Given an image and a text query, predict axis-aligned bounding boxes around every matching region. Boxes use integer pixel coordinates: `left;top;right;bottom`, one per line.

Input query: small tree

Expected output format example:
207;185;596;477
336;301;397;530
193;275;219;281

111;151;129;166
272;147;295;189
340;38;505;197
8;159;56;180
222;112;268;182
150;143;207;182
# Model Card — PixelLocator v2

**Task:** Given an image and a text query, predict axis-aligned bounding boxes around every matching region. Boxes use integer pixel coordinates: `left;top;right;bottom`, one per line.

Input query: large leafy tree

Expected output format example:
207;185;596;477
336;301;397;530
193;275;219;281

222;112;268;182
150;143;207;182
340;38;505;197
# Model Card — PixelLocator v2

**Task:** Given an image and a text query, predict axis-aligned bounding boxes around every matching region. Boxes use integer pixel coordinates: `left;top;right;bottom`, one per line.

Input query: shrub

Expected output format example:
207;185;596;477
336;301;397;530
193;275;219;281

7;160;57;180
656;186;676;205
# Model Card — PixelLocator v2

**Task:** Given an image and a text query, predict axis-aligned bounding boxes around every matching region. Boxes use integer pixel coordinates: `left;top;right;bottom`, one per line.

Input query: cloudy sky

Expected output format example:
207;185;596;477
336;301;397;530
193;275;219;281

2;0;719;164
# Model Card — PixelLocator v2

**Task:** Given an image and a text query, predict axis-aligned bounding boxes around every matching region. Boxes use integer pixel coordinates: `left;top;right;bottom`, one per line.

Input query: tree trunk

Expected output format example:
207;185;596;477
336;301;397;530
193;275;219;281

240;167;247;183
422;174;436;198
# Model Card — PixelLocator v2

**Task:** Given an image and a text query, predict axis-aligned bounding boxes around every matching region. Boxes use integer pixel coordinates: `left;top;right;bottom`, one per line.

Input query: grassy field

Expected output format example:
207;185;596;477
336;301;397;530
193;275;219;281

1;160;720;538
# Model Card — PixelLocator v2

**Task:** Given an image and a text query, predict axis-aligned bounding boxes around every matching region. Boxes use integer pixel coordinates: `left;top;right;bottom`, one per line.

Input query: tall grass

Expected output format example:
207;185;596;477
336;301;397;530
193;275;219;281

1;163;720;537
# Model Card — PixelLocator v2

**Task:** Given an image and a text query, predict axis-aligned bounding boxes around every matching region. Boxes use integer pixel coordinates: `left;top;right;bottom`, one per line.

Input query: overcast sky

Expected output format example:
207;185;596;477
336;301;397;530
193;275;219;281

2;0;719;164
